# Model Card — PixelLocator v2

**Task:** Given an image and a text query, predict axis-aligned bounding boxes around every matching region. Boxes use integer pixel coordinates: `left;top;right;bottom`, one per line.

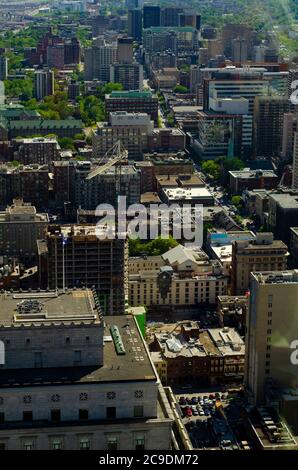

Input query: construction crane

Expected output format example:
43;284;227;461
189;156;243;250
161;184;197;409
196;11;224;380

85;140;128;195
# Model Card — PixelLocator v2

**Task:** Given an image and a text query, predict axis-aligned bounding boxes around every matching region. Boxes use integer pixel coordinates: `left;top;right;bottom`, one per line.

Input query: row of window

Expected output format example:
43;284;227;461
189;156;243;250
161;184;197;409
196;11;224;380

0;390;143;406
0;405;144;423
0;436;146;451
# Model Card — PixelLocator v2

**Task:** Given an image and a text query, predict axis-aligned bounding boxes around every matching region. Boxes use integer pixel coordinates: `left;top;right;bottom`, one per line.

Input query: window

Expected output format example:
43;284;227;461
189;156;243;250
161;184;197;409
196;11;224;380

0;443;6;450
23;395;32;404
135;437;145;450
51;409;61;422
23;440;34;450
107;391;116;400
134;406;144;418
107;437;118;450
79;439;90;450
34;352;43;368
135;390;143;399
23;411;33;422
79;409;88;420
51;439;62;450
79;393;88;401
0;412;4;423
106;407;116;419
74;350;82;365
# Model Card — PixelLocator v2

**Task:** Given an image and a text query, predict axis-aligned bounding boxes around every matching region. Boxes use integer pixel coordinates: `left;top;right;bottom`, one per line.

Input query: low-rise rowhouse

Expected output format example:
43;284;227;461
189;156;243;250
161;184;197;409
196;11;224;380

149;321;245;386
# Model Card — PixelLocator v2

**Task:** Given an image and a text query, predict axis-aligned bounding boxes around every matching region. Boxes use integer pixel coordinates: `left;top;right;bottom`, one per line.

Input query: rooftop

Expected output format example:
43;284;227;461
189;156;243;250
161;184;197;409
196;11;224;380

0;315;157;387
107;91;154;99
0;289;102;327
251;270;298;285
229;169;278;178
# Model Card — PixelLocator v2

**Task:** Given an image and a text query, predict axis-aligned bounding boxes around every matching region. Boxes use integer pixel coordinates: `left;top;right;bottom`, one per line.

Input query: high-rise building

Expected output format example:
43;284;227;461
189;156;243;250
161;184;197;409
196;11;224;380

43;224;128;315
0;288;173;449
281;113;298;160
110;63;143;91
231;232;288;295
143;5;161;29
160;7;183;27
92;111;153;159
105;90;158;125
117;37;134;64
254;95;293;158
15;137;60;166
0;199;49;263
84;41;117;82
246;270;298;404
128;9;143;42
47;43;65;68
0;53;8;80
34;69;55;100
231;37;248;63
64;37;81;64
92;15;109;36
178;10;201;30
293;132;298;189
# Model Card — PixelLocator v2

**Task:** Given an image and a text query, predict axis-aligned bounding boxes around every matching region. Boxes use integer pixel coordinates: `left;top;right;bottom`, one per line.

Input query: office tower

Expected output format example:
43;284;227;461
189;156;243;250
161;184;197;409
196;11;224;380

84;42;117;81
0;53;8;80
0;199;49;263
231;37;248;63
207;39;223;58
34;69;55;100
47;43;65;68
92;111;153;159
203;67;271;157
254;95;293;158
117;37;134;64
92;14;109;36
198;48;208;66
150;51;177;69
128;9;143;42
160;7;183;27
0;288;173;449
231;232;288;295
64;37;81;64
143;29;177;55
281;113;298;159
53;161;76;208
288;68;298;100
246;270;298;404
293;132;298;189
110;63;143;91
15;137;60;166
222;23;254;58
105;90;158;125
178;11;201;30
44;224;128;315
143;5;160;29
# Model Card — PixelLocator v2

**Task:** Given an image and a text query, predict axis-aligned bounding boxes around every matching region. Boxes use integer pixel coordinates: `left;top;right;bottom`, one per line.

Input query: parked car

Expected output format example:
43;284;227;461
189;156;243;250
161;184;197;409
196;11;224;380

199;410;205;416
186;397;192;405
209;394;215;399
185;408;193;417
179;397;186;405
191;397;198;404
204;410;210;416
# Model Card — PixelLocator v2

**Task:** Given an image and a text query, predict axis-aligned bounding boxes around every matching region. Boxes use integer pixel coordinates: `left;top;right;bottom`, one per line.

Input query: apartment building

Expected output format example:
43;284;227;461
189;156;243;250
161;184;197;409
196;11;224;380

0;289;173;450
231;232;288;295
14;137;60;166
0;199;48;263
105;91;159;126
92;112;154;160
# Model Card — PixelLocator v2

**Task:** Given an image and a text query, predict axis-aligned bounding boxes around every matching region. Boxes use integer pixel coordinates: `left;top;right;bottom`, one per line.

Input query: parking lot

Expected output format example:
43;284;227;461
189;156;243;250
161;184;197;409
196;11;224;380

176;390;244;449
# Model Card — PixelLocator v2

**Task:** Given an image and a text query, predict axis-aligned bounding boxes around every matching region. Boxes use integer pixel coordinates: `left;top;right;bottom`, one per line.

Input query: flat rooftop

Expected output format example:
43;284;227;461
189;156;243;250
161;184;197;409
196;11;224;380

0;289;102;327
0;315;157;387
229;169;277;178
251;270;298;285
269;192;298;209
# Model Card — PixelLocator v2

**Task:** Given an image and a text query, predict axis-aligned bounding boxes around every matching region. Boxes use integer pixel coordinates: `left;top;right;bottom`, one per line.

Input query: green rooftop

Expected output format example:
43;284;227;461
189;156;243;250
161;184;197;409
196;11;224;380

109;91;154;99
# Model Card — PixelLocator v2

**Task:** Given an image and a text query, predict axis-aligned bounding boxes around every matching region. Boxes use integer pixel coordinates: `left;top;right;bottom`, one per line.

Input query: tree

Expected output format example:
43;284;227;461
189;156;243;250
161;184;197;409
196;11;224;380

231;195;243;210
129;236;178;256
202;160;220;180
58;137;75;151
173;85;189;94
